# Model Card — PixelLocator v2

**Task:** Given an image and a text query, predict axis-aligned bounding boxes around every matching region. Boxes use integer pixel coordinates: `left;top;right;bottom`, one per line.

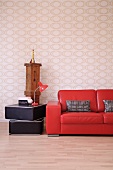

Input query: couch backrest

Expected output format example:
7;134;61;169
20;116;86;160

58;90;97;112
97;89;113;112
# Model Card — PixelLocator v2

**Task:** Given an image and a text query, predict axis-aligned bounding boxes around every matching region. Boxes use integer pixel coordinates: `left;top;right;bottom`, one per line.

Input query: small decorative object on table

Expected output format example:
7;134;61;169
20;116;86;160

18;97;33;106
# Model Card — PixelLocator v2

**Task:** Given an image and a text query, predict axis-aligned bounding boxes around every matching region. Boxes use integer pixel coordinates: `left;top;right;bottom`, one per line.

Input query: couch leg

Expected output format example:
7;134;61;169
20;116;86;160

48;134;59;137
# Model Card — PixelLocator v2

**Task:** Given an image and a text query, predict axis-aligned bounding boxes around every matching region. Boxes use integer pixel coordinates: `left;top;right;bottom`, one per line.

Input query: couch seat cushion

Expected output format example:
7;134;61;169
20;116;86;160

61;112;104;124
102;113;113;124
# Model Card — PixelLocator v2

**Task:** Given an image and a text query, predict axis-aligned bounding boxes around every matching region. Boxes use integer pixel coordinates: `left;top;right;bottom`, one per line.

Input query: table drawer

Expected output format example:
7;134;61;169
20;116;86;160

9;118;44;134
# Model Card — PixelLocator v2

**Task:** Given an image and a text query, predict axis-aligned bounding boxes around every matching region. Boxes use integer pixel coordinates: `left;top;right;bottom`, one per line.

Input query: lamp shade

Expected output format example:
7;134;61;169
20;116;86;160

38;82;48;92
32;81;48;106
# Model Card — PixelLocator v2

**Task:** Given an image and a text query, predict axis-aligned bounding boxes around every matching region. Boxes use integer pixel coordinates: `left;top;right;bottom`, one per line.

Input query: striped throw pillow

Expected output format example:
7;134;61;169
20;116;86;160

66;100;90;112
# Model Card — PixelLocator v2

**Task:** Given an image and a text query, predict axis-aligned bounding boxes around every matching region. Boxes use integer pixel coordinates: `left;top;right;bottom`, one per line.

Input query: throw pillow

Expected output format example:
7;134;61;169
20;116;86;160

66;100;90;112
103;100;113;112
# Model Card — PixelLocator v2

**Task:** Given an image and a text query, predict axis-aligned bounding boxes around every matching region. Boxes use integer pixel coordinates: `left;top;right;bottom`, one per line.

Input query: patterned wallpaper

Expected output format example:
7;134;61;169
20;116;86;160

0;0;113;118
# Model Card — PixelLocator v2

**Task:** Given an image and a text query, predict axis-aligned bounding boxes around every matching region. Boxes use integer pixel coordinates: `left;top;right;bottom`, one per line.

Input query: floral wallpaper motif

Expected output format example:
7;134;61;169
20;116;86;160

0;0;113;118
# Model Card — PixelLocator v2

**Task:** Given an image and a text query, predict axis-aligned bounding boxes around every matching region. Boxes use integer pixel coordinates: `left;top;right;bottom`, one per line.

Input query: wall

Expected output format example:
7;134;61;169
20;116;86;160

0;0;113;118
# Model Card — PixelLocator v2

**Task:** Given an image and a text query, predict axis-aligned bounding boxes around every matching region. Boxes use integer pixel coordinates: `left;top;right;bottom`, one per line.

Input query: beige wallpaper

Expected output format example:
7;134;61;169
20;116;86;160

0;0;113;118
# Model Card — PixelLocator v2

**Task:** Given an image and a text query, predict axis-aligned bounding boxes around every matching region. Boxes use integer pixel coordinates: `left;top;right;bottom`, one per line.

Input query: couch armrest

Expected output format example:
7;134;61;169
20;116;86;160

46;101;61;135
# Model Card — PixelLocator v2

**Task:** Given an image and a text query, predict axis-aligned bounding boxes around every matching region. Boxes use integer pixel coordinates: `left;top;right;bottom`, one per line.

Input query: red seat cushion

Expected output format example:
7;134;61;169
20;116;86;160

61;112;104;124
103;113;113;124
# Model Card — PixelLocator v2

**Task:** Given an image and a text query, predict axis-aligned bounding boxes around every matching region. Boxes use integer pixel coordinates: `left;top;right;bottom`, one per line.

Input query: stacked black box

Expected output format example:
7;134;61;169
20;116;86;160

5;104;46;134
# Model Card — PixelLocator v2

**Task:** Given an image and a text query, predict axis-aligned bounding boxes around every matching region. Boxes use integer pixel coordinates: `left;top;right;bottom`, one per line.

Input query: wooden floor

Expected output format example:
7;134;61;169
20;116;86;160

0;122;113;170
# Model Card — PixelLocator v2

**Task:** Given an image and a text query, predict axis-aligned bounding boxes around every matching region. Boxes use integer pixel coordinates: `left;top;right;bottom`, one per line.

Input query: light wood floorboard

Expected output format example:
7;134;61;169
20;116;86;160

0;122;113;170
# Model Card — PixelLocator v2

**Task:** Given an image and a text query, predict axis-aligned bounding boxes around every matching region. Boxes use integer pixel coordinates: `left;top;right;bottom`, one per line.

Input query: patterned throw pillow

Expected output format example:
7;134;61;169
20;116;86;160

66;100;90;112
103;100;113;112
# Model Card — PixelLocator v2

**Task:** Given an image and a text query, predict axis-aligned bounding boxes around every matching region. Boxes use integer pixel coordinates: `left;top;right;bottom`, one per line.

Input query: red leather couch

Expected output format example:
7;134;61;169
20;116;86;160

46;89;113;136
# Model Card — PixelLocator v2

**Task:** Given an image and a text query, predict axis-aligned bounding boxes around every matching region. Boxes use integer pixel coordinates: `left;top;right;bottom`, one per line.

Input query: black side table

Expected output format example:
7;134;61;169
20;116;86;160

5;104;46;121
5;104;46;134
